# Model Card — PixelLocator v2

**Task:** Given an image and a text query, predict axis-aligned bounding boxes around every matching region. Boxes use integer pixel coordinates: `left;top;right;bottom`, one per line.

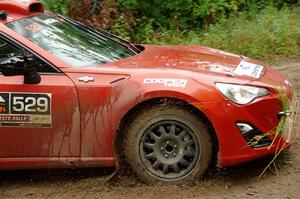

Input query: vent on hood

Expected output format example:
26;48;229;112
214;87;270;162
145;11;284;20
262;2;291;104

0;0;44;16
29;2;44;13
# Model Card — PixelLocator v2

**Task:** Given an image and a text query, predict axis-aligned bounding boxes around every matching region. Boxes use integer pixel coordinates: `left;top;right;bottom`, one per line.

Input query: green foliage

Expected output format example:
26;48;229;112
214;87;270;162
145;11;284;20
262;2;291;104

135;19;156;43
200;6;300;60
116;0;232;29
137;6;300;60
40;0;300;60
112;15;132;40
116;0;299;31
39;0;69;15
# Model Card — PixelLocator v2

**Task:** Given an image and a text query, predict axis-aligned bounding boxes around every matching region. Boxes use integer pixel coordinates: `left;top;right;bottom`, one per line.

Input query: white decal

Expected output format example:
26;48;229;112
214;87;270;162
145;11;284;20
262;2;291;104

234;61;264;78
144;78;188;88
0;96;5;103
44;18;59;25
0;92;52;128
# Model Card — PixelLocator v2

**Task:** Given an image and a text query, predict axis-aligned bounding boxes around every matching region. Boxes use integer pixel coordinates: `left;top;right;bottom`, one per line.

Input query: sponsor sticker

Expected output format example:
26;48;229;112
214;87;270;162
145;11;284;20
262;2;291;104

234;61;264;78
25;23;44;33
0;92;52;128
143;78;188;88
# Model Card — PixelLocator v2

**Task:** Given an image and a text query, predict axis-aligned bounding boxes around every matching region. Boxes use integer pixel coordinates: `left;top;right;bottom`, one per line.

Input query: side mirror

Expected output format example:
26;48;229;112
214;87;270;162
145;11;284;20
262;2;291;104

0;54;41;84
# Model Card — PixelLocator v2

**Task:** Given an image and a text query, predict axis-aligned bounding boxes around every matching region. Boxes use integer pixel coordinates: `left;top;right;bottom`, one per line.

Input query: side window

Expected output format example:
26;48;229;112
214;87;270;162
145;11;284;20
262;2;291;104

0;39;22;60
0;37;59;73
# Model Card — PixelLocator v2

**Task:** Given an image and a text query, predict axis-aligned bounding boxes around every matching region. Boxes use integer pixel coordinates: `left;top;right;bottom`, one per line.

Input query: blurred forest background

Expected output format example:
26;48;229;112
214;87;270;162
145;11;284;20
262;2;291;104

40;0;300;60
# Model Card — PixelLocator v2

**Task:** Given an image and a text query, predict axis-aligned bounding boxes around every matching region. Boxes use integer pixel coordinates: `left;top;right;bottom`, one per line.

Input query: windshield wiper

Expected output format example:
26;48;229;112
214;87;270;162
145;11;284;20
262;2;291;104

58;15;141;54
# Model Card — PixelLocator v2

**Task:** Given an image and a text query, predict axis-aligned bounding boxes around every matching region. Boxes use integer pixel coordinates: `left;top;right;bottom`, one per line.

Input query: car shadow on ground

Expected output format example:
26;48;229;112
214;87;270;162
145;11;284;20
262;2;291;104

0;151;292;187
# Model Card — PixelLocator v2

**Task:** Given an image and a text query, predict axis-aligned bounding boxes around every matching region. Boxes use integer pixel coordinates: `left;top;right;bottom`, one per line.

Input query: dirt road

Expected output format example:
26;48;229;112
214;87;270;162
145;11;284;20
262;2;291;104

0;60;299;199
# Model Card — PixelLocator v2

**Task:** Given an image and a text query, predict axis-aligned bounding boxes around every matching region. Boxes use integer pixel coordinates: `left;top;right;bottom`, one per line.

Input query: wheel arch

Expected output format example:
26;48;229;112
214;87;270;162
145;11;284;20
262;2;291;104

113;96;220;169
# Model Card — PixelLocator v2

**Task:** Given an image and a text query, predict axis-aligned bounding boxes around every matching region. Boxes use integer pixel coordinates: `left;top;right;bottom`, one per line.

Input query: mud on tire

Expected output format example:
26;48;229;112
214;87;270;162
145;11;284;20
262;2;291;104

122;102;212;185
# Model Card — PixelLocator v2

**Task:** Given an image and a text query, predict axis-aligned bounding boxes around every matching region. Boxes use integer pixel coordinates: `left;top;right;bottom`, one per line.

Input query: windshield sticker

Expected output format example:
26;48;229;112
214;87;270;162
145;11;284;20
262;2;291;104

144;78;188;88
25;23;44;33
234;61;264;78
43;18;59;25
0;92;52;128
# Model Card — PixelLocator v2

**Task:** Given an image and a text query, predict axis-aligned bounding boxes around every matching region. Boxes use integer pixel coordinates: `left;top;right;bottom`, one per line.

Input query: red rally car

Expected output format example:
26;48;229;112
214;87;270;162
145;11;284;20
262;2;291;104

0;0;296;184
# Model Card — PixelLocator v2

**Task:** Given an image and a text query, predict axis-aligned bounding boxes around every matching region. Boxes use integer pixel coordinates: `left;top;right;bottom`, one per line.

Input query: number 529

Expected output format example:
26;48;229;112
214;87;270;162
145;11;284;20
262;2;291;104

13;96;49;113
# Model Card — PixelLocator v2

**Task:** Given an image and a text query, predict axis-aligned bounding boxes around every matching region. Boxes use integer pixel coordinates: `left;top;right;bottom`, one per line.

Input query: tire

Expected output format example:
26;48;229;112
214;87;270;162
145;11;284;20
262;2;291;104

123;103;212;185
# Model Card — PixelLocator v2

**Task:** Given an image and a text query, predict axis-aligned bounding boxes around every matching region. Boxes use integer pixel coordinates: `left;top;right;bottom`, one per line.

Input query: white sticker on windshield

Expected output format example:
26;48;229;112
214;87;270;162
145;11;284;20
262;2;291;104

234;61;264;78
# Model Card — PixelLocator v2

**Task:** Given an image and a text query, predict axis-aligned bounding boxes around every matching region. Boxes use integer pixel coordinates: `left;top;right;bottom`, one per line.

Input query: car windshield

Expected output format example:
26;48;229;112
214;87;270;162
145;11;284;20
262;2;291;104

6;14;136;68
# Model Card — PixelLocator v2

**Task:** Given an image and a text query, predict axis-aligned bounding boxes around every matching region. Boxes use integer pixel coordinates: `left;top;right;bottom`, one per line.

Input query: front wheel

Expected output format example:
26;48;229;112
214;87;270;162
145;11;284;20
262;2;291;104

123;104;212;184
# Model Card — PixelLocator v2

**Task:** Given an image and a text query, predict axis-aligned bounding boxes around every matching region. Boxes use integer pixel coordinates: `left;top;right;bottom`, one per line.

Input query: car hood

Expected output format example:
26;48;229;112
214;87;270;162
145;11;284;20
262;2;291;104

250;66;293;97
63;45;292;96
108;45;265;83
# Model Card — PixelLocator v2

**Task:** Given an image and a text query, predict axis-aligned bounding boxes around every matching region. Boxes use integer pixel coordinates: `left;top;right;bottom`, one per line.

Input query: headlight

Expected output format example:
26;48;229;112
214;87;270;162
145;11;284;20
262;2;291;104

216;83;269;104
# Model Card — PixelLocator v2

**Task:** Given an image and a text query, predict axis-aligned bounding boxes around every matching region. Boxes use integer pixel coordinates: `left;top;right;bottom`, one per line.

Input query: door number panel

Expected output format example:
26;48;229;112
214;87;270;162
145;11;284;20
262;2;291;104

0;92;52;128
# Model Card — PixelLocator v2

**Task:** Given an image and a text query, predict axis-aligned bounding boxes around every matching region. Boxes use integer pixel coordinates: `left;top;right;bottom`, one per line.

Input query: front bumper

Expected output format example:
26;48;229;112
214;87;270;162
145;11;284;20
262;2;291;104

200;93;296;167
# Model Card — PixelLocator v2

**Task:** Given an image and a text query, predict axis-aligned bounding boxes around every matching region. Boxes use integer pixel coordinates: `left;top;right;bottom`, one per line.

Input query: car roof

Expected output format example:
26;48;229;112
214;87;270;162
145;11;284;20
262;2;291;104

0;0;44;24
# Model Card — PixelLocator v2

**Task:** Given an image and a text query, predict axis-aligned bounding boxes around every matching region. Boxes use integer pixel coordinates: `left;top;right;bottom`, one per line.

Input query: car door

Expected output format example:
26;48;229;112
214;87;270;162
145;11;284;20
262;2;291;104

0;36;80;158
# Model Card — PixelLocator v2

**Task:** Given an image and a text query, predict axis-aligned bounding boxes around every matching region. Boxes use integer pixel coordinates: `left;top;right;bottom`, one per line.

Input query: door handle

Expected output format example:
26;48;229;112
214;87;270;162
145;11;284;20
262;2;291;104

78;76;94;83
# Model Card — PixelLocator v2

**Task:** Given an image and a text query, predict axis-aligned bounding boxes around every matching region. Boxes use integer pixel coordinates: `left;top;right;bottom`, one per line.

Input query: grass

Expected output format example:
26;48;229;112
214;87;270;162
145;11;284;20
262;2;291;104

246;90;298;147
257;91;298;178
145;6;300;61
